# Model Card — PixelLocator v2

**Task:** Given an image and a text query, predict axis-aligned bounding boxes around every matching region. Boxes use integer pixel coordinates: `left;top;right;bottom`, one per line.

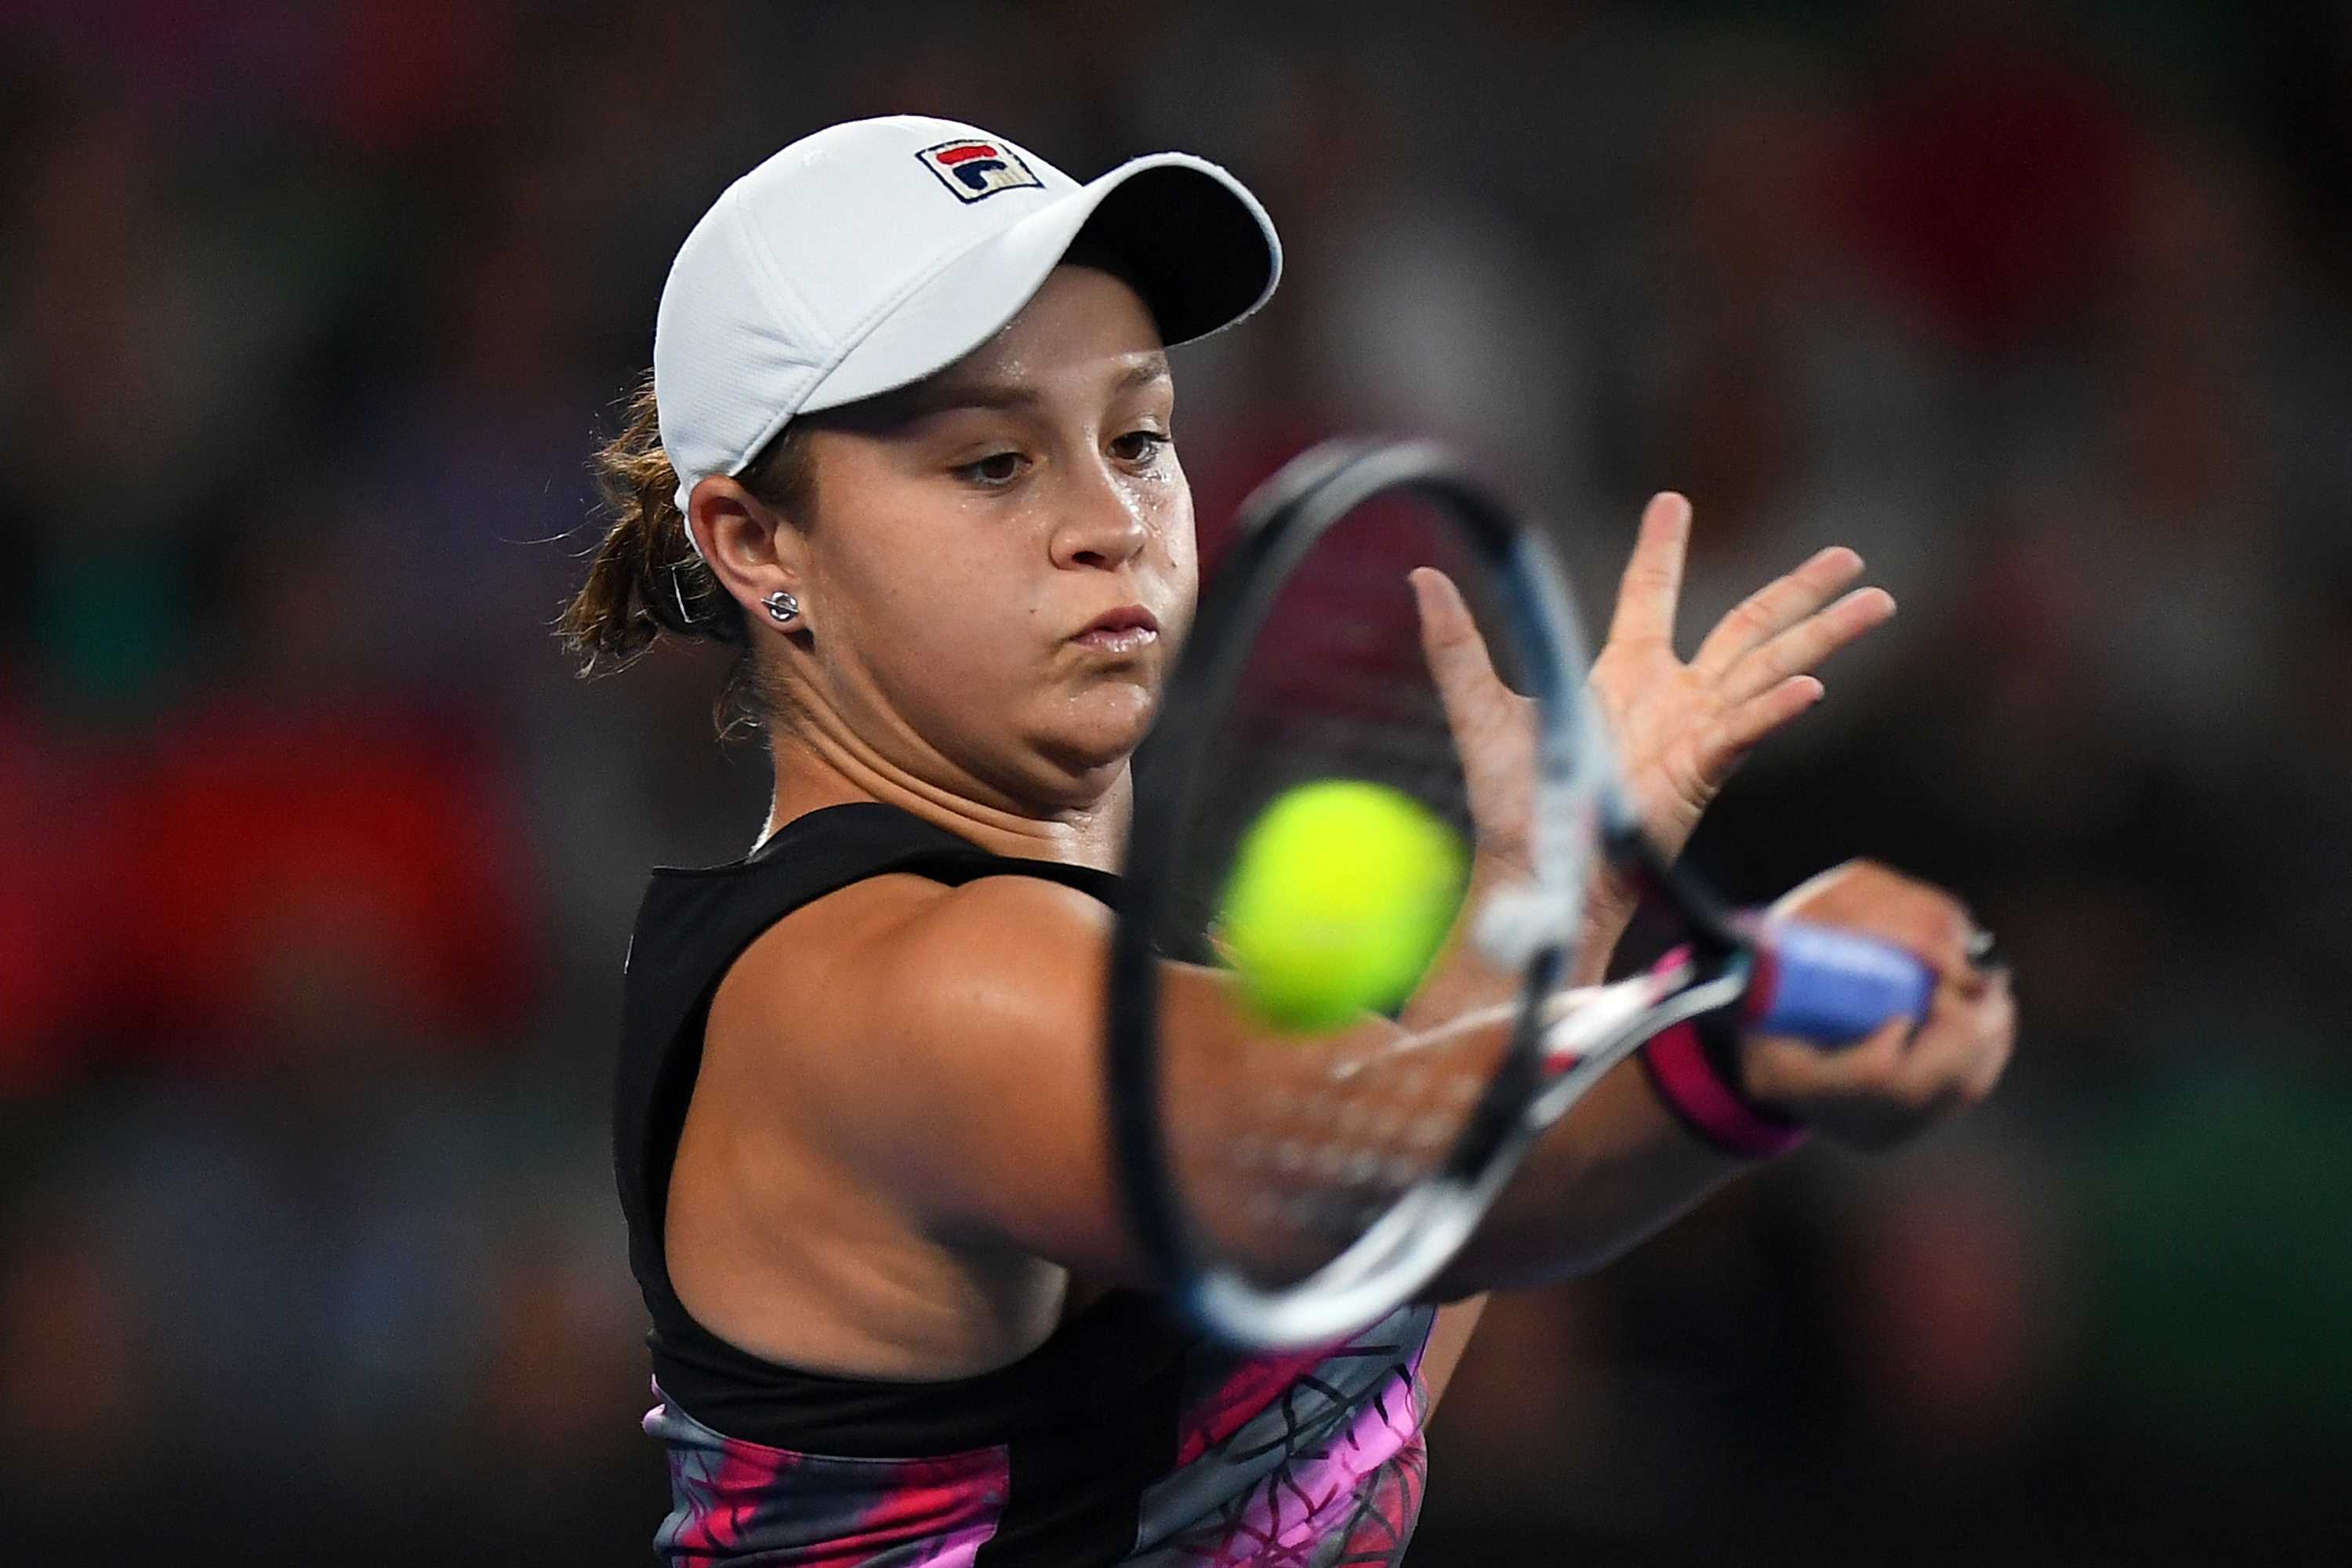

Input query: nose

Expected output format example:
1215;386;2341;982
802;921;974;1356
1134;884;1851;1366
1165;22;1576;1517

1047;461;1151;572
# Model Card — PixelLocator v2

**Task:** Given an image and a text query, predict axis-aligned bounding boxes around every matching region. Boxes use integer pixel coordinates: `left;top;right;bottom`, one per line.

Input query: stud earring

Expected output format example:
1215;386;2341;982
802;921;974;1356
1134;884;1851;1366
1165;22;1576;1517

763;590;800;625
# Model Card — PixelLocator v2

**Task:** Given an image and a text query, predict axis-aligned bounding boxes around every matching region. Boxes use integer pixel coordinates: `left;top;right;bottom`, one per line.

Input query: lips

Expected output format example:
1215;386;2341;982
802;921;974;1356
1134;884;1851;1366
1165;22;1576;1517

1073;604;1160;654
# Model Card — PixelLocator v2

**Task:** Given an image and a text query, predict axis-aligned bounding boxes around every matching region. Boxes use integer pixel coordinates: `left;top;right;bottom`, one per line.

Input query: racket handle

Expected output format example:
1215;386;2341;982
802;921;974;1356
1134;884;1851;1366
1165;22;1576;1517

1743;921;1935;1046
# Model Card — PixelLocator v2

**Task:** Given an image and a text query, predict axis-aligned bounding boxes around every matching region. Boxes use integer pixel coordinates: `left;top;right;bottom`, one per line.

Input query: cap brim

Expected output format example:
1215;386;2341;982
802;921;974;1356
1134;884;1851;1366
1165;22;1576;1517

798;152;1280;414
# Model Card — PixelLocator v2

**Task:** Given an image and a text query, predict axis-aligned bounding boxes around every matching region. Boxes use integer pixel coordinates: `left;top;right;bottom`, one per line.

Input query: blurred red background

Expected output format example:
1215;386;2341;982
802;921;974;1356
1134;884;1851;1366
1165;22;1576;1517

2;2;2349;1562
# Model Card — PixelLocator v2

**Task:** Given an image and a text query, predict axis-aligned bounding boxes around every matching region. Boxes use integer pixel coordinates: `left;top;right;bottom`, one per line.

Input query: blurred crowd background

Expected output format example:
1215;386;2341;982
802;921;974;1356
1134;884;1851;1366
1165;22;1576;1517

4;0;2350;1563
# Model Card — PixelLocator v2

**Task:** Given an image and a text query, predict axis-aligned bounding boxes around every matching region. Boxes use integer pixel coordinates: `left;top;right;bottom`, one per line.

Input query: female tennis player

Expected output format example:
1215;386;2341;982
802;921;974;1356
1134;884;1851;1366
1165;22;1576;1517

561;118;2013;1566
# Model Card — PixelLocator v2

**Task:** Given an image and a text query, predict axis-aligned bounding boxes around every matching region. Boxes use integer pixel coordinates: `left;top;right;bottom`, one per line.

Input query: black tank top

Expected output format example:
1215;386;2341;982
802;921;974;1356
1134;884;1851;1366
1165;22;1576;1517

614;801;1435;1566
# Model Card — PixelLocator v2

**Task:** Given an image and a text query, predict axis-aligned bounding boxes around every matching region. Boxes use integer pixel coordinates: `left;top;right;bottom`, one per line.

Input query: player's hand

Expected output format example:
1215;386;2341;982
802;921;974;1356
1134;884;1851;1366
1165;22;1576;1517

1411;494;1890;870
1591;493;1893;862
1737;860;2016;1151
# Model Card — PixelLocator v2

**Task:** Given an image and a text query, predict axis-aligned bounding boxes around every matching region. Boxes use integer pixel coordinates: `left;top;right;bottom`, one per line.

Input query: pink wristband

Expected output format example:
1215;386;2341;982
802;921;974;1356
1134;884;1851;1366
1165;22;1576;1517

1639;949;1809;1160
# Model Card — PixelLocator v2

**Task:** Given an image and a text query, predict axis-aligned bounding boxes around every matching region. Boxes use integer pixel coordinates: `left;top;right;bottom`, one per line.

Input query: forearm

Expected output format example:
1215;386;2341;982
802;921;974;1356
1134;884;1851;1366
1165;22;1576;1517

1411;871;1755;1295
1423;1051;1751;1298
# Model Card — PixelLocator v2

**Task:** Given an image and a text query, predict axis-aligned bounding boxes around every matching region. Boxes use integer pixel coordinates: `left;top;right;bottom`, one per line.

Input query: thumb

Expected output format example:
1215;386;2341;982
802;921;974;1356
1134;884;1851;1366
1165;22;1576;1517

1409;567;1501;715
1410;567;1532;853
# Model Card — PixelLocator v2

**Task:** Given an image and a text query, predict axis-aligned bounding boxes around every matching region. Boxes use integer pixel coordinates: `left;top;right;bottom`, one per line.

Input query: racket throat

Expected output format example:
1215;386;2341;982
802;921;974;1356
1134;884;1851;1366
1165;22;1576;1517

1527;954;1751;1127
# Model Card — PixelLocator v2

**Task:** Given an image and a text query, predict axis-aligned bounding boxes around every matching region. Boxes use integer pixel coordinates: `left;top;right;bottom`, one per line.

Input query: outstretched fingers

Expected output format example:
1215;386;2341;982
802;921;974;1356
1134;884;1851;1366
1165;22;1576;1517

1605;492;1693;649
1716;584;1896;706
1690;546;1867;678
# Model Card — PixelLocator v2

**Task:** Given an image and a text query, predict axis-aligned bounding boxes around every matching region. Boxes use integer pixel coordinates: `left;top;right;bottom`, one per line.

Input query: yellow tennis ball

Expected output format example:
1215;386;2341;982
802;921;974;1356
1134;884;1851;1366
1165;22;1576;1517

1218;779;1470;1033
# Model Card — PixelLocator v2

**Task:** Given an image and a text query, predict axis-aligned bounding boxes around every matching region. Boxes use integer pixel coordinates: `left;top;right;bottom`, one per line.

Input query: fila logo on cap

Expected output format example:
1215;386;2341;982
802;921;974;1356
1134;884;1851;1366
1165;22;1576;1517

916;138;1044;202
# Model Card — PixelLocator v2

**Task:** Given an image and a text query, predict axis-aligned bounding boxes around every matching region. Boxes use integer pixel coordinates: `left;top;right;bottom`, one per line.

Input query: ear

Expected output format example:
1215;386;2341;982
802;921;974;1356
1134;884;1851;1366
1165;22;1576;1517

688;474;808;631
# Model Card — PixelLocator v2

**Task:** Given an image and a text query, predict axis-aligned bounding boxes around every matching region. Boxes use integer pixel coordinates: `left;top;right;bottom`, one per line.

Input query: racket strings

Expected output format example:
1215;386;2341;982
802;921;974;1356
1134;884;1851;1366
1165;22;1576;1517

1174;1014;1508;1276
1159;509;1538;1287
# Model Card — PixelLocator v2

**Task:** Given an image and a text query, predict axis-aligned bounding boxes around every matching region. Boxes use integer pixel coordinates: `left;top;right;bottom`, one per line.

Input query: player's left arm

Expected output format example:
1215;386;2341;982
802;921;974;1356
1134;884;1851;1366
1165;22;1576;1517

1417;491;1900;1415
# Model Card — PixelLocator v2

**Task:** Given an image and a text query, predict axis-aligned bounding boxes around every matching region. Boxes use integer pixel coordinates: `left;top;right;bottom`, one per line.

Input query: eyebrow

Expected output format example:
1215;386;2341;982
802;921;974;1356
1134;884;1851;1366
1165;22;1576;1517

908;353;1172;419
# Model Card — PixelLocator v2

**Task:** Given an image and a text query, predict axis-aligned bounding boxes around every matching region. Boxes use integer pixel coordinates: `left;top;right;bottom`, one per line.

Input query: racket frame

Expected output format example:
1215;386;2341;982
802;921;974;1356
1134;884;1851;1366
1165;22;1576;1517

1106;429;1926;1348
1106;439;1610;1348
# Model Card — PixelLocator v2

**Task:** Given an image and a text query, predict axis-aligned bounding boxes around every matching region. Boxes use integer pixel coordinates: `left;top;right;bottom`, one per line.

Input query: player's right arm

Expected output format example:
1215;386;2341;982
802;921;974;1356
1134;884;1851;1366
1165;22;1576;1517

729;854;2009;1301
733;495;1946;1300
1431;858;2013;1295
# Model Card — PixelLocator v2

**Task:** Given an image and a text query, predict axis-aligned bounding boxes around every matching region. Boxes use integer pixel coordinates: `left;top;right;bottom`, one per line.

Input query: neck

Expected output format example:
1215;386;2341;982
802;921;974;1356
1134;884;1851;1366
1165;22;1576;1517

761;711;1130;871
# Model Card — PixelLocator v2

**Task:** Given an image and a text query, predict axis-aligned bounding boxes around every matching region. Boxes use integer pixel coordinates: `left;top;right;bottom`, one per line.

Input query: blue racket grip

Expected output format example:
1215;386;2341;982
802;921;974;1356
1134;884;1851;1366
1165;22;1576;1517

1744;920;1935;1046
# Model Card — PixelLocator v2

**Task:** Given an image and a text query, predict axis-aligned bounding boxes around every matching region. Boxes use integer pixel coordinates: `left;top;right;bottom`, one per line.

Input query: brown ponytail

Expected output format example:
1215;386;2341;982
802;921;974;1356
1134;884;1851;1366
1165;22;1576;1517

559;372;817;742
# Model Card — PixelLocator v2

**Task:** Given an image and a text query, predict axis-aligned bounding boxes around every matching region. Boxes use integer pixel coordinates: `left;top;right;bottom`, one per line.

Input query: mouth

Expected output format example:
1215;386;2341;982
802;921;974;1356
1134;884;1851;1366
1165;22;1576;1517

1071;604;1160;655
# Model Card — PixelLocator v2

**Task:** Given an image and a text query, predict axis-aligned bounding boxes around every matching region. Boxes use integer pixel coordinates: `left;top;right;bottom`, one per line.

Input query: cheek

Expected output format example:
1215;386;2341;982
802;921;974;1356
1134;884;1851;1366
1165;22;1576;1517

818;504;1037;681
1154;477;1200;635
1158;473;1196;563
1167;510;1198;596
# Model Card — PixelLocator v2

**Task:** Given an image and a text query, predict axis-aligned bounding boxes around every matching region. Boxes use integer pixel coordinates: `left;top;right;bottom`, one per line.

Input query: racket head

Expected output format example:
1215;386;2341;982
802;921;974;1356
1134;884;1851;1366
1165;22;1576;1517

1107;439;1617;1348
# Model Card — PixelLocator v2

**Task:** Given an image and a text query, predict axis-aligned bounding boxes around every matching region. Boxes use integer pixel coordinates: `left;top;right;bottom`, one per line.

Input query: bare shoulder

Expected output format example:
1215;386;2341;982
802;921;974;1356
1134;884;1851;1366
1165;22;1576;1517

723;869;1112;1054
712;867;1138;1275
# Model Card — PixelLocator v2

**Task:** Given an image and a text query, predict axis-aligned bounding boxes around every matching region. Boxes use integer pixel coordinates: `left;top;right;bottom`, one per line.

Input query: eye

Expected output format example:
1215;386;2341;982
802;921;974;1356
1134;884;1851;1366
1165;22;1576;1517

954;451;1027;487
1111;430;1172;464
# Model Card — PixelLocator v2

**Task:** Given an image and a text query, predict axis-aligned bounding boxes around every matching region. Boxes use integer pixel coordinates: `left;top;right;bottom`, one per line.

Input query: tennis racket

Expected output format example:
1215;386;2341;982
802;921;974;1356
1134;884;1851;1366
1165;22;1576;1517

1105;439;1933;1350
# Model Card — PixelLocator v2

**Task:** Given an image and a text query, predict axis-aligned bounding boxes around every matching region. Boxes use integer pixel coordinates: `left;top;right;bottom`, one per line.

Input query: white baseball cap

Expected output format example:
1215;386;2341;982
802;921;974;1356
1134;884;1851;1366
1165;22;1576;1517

654;114;1283;546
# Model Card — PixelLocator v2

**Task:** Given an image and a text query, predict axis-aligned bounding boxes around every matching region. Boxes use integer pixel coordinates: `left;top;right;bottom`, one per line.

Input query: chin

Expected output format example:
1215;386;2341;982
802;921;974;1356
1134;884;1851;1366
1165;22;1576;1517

1028;687;1156;794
